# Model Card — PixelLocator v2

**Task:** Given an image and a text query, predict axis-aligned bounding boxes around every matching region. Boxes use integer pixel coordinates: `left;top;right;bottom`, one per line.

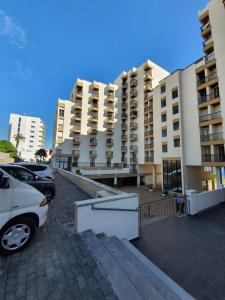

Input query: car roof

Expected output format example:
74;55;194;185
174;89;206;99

0;164;32;170
14;162;49;167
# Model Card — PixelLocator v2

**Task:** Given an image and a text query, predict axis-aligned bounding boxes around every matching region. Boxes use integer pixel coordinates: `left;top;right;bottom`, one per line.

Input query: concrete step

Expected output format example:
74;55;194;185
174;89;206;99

121;238;195;300
111;236;180;300
80;230;143;300
98;233;163;300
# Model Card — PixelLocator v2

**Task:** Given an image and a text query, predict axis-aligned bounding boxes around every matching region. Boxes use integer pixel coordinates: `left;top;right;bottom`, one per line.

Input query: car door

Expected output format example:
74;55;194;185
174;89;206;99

0;170;13;229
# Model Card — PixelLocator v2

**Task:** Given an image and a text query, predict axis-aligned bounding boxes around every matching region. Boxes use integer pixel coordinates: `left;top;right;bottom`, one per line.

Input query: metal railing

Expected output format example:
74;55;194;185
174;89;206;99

198;88;220;104
145;157;154;162
201;22;210;32
145;143;154;149
130;89;137;98
144;104;153;111
130;145;138;152
202;154;225;162
140;198;177;219
121;135;127;141
197;71;217;86
130;122;137;130
130;78;137;87
92;204;138;212
145;117;153;123
200;132;223;142
121;124;127;130
203;36;213;47
199;111;221;122
121;146;127;152
205;53;215;64
72;162;126;169
130;134;138;141
144;130;153;136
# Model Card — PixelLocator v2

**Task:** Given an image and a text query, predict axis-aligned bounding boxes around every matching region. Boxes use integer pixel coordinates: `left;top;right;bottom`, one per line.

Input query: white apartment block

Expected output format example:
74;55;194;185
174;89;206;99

8;114;46;162
52;0;225;192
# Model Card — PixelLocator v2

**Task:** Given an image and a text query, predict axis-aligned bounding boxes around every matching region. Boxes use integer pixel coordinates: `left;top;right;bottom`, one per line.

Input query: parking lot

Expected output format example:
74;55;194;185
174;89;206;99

0;173;116;300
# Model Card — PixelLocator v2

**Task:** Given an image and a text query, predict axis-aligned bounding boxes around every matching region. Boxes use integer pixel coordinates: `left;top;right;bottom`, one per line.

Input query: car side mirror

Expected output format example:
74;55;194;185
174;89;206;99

0;175;9;189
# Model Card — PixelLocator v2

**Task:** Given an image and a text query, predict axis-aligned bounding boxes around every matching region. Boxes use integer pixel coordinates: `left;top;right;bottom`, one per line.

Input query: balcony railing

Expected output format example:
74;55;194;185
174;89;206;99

106;139;113;147
205;53;216;64
145;157;154;162
106;128;113;135
130;134;138;141
104;116;114;123
202;154;225;162
121;124;127;130
144;130;153;136
121;113;128;119
203;36;213;47
130;78;137;87
144;93;152;101
197;71;217;86
144;104;153;112
90;139;97;146
89;150;97;157
130;99;137;108
145;143;154;149
130;145;138;152
72;100;82;109
121;146;127;152
199;111;222;123
121;135;127;141
198;87;220;104
130;112;138;119
88;127;98;134
106;151;113;158
121;102;128;109
89;114;98;122
122;82;128;88
73;138;80;146
200;132;224;142
144;82;153;91
130;157;137;164
201;22;210;32
121;158;127;163
72;125;81;133
145;116;153;123
72;150;80;157
130;89;137;98
122;92;128;99
130;122;137;130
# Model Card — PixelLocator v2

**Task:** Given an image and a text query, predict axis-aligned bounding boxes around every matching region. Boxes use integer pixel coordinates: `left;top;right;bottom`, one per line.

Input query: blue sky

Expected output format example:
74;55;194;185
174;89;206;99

0;0;208;148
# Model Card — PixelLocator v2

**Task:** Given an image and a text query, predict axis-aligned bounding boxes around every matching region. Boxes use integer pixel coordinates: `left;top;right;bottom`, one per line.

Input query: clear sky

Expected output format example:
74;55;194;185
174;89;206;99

0;0;208;148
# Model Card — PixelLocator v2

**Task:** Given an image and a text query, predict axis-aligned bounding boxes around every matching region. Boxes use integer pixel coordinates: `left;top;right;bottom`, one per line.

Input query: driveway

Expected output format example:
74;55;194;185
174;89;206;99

0;173;117;300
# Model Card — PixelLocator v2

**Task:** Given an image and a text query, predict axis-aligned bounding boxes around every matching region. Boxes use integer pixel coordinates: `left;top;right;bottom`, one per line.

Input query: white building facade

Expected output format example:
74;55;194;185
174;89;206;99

8;114;46;162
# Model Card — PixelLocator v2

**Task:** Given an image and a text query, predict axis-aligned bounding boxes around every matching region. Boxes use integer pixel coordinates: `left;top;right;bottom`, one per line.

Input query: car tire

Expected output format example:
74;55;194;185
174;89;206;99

0;217;36;256
42;188;54;202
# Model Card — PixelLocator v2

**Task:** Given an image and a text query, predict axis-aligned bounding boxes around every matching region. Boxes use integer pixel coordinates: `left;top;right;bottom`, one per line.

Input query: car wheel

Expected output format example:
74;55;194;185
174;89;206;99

42;188;54;202
0;217;36;255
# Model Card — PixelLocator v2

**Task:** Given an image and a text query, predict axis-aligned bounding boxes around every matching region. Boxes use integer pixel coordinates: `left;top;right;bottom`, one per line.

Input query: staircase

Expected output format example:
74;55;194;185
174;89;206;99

80;230;194;300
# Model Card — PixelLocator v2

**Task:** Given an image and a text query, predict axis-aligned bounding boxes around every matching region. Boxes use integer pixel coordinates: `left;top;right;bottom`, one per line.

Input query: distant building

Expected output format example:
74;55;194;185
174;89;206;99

8;114;46;162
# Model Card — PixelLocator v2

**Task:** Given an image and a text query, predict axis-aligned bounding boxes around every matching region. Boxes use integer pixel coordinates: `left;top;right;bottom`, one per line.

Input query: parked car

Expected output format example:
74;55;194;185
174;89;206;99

14;163;55;180
0;168;48;255
0;165;55;202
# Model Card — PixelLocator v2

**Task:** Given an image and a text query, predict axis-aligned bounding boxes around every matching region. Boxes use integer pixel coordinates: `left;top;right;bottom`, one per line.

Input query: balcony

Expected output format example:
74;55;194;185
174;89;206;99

130;78;137;87
130;99;137;109
90;138;97;147
201;22;210;32
144;104;153;112
143;61;152;72
72;125;81;133
89;150;97;157
145;156;154;163
121;146;127;152
144;73;153;81
130;69;138;78
130;134;138;141
144;116;153;124
130;122;137;130
144;93;152;101
130;89;137;98
144;130;153;137
73;150;80;157
121;113;128;120
121;102;128;109
72;113;82;121
130;157;137;164
92;81;99;90
89;114;98;123
89;101;98;112
106;139;113;147
202;154;225;163
121;157;127;164
199;111;222;124
73;138;80;146
106;93;114;103
74;91;83;99
203;36;213;50
130;111;138;119
200;132;224;143
90;92;99;101
122;82;128;89
121;124;127;131
57;126;63;132
106;128;113;135
205;53;216;64
198;88;220;105
122;92;128;99
104;116;114;124
72;100;82;110
145;143;154;150
144;82;153;92
121;135;127;142
130;145;138;152
88;127;98;135
105;104;114;113
107;84;114;92
197;71;218;87
106;151;113;158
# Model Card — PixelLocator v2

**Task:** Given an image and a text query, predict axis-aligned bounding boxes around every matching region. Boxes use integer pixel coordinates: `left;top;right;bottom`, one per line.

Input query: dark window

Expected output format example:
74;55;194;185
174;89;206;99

23;164;47;171
10;167;35;181
163;160;182;192
162;128;167;137
173;105;179;115
59;109;64;117
161;114;167;122
162;144;168;152
172;89;178;99
174;138;180;147
173;121;179;131
161;85;166;93
161;99;166;108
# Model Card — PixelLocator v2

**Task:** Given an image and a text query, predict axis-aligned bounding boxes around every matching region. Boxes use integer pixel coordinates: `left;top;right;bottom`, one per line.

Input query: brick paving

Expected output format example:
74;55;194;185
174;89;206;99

0;173;117;300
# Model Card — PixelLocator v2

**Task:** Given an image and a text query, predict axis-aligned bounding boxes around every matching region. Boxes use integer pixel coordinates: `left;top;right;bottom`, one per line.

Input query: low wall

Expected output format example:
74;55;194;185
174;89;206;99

0;152;14;164
77;168;130;176
187;188;225;215
57;168;139;240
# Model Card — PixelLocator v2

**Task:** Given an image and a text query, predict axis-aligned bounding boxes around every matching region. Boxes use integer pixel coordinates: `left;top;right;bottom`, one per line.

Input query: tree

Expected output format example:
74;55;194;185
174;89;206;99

14;133;25;149
0;140;17;158
35;148;47;162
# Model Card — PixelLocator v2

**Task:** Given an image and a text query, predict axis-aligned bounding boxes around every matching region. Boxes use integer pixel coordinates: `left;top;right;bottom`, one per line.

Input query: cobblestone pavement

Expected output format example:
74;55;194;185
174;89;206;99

0;173;117;300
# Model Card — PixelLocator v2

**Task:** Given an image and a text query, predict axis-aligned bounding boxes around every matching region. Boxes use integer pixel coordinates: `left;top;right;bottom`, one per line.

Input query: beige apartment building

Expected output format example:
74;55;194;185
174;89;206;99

52;0;225;192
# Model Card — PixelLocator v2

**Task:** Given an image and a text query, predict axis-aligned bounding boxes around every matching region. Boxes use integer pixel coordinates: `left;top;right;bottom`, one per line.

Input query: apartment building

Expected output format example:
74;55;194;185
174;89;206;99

52;0;225;192
8;113;46;161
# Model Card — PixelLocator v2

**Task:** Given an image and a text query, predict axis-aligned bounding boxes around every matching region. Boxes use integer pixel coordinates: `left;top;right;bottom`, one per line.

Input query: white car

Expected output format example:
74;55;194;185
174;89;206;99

14;163;55;180
0;168;48;255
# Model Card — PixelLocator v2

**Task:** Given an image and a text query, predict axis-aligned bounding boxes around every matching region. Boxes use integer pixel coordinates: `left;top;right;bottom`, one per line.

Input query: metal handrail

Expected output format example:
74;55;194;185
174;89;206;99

92;204;138;212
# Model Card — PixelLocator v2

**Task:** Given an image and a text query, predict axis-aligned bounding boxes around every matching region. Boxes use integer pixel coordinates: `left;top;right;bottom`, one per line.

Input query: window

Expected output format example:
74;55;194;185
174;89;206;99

172;89;178;99
163;160;182;192
162;128;167;137
161;114;167;122
31;130;35;133
161;98;166;108
162;144;168;152
174;138;180;148
173;121;179;131
31;126;35;128
23;164;47;171
30;135;34;138
59;109;64;117
161;85;166;93
31;120;35;123
173;105;179;115
11;167;35;182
